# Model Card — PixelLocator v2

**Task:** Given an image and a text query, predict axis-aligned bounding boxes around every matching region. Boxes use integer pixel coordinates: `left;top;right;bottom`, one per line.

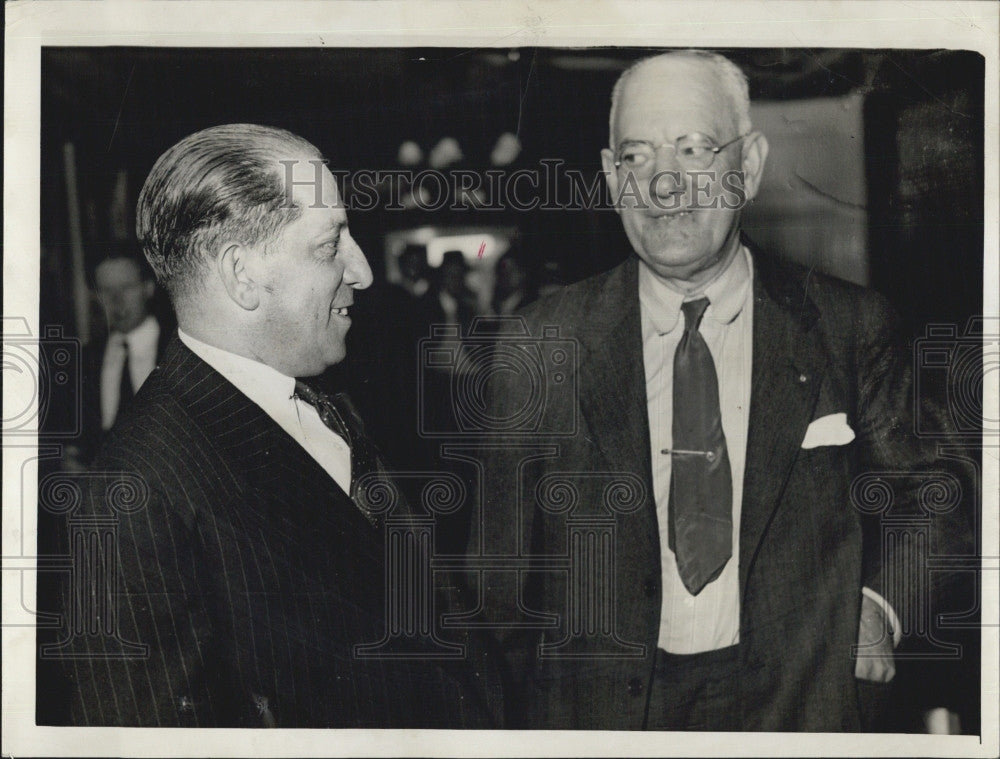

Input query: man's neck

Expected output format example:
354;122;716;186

113;314;156;339
176;308;252;362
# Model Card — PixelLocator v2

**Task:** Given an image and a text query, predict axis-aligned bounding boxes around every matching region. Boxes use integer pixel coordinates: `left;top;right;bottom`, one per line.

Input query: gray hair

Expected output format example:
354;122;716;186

136;123;321;302
608;50;752;148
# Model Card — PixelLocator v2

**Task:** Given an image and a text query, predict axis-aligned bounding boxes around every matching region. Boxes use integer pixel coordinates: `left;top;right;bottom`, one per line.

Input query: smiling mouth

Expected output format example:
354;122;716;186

330;306;350;316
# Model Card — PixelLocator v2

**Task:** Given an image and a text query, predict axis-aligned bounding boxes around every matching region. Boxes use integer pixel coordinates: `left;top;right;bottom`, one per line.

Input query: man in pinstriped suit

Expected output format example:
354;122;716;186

63;124;495;727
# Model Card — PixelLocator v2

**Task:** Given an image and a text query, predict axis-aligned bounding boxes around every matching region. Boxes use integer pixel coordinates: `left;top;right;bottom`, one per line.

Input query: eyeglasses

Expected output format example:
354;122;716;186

613;131;750;174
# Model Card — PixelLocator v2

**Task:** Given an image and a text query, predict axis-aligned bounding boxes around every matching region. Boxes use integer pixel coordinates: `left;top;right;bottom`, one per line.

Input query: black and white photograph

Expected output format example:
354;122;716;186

4;1;998;756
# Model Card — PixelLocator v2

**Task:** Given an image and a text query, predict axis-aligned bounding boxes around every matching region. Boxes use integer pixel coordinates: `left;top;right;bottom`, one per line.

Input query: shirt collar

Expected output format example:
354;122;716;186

639;245;752;336
177;329;297;418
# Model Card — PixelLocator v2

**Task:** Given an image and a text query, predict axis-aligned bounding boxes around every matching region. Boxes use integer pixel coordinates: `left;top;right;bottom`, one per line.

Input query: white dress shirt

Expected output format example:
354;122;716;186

101;314;160;430
178;330;352;495
641;246;753;654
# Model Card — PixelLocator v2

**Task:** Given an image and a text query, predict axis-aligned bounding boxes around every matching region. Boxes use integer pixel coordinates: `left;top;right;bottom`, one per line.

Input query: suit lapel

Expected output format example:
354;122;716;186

158;336;373;536
568;251;829;600
739;252;826;596
155;320;172;361
577;258;652;489
573;258;661;645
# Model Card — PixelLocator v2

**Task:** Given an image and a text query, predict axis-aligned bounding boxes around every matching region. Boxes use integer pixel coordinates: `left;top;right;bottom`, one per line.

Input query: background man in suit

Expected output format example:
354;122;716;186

471;51;971;730
63;124;493;727
68;245;171;467
94;251;160;424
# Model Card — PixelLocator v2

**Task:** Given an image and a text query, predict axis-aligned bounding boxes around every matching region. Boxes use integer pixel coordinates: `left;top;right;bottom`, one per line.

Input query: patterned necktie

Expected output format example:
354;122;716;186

667;297;733;595
293;380;383;528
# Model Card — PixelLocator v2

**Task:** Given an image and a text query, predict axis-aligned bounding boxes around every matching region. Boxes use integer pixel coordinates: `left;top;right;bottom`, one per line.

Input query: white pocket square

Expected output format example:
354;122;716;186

801;412;855;449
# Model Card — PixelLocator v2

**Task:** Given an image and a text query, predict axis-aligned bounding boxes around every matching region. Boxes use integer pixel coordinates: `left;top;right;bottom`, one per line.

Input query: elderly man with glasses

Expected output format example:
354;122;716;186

471;50;971;731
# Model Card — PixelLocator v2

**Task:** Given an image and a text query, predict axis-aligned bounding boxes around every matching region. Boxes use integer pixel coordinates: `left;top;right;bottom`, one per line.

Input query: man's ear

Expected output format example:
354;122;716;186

217;243;260;310
740;131;769;202
600;148;621;214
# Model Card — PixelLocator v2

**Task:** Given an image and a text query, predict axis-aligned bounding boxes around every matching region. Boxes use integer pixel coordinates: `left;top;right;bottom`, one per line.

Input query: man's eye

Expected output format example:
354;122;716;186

621;149;651;166
680;144;712;159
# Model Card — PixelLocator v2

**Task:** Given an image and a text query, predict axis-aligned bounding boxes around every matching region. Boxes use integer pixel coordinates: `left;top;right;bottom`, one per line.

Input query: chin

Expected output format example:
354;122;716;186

323;345;347;369
640;244;706;271
294;348;343;378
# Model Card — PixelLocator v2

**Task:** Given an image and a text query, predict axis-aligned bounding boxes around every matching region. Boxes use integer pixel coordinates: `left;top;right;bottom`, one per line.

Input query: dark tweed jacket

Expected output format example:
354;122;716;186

469;248;972;730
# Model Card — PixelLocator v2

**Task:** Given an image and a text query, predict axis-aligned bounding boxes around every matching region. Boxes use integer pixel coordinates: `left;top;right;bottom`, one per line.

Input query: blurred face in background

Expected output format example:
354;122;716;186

95;258;155;334
399;248;427;283
440;258;469;297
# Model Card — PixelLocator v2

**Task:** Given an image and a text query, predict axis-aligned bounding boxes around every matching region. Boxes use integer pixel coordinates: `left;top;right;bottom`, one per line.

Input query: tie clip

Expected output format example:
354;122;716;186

661;448;717;462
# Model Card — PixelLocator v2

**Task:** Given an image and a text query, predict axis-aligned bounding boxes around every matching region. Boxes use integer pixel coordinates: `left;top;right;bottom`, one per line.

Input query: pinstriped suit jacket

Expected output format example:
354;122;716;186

64;336;495;727
75;319;173;465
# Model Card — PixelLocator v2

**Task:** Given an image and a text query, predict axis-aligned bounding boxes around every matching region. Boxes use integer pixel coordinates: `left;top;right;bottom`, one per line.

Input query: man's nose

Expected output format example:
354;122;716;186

652;142;685;171
651;148;687;198
343;237;373;290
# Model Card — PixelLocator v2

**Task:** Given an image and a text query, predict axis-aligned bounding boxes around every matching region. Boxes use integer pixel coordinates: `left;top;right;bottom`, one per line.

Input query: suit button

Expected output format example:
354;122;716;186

627;677;643;697
642;577;658;597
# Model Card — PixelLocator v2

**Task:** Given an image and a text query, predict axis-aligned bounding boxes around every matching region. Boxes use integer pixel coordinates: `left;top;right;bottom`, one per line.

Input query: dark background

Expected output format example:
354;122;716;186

40;47;984;334
37;46;985;733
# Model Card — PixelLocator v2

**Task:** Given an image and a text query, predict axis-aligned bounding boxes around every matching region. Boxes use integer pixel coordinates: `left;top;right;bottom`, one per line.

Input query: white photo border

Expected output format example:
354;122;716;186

4;1;998;756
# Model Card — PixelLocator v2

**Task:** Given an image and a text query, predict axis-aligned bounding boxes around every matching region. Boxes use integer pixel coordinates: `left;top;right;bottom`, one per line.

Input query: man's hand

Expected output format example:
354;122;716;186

854;593;896;682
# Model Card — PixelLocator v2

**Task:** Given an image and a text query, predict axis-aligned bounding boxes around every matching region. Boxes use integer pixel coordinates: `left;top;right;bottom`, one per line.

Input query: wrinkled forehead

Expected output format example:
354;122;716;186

614;57;738;142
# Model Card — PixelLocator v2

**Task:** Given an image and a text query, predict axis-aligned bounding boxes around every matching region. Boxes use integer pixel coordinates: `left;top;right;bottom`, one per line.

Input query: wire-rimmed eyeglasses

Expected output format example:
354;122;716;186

613;131;750;174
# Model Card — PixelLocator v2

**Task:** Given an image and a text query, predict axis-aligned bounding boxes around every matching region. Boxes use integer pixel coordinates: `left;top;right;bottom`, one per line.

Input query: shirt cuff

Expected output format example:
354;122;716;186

862;586;902;648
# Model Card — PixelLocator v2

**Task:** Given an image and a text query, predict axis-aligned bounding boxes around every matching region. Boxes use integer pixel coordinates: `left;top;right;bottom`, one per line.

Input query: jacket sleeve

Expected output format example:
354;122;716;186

851;291;975;640
460;329;552;728
61;461;226;726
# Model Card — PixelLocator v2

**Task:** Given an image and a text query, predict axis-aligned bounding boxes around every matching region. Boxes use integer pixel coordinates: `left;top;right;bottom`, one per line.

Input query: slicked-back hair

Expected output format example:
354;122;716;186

608;50;752;149
136;124;322;302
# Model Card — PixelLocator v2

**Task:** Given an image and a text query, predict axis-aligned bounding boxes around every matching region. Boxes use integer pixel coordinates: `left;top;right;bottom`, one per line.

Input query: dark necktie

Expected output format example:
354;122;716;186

667;297;733;595
293;380;383;528
118;337;134;413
